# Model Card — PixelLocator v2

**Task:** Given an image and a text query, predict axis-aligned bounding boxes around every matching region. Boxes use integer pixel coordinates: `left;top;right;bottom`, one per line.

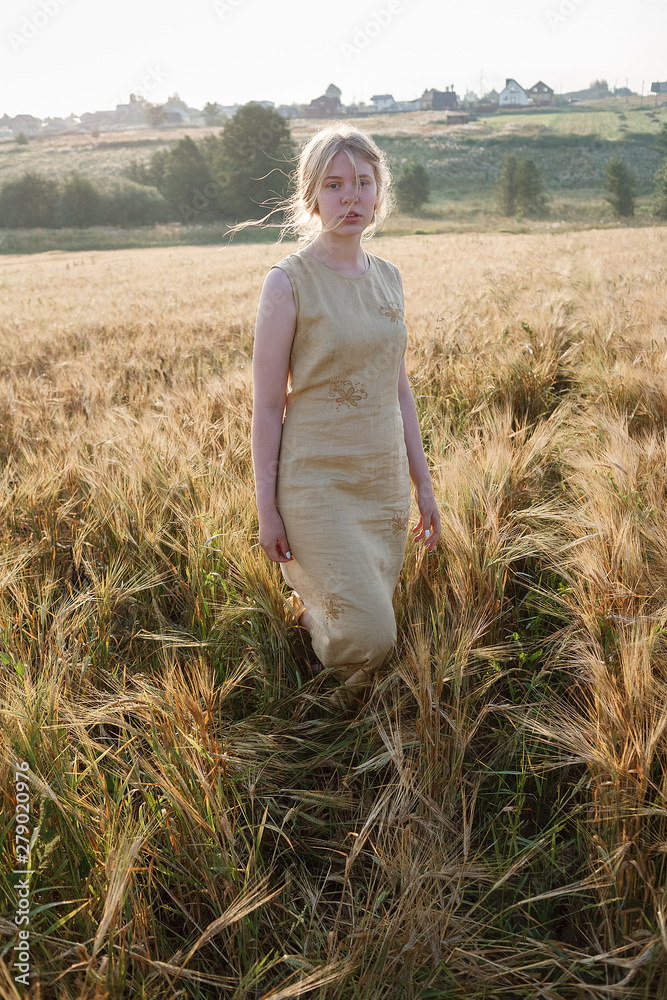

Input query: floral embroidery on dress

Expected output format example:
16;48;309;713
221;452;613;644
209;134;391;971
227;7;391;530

390;510;410;535
379;301;404;323
322;594;344;623
329;378;368;410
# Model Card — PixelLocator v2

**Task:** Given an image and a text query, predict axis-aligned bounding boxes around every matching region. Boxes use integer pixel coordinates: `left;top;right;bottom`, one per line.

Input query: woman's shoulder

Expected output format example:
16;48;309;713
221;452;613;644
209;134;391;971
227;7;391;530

270;247;310;276
367;252;403;286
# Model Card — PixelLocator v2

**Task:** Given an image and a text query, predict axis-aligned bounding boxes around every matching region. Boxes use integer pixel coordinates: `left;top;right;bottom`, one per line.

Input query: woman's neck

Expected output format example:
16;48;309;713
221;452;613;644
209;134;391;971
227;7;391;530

309;233;367;275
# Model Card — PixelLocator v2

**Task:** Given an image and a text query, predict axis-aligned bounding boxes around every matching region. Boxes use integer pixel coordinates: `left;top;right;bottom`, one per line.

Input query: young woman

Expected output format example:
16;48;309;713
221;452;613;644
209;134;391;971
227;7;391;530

252;122;441;703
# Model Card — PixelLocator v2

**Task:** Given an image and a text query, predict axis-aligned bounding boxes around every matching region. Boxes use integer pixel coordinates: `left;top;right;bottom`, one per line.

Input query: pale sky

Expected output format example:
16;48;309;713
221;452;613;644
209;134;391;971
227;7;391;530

1;0;665;119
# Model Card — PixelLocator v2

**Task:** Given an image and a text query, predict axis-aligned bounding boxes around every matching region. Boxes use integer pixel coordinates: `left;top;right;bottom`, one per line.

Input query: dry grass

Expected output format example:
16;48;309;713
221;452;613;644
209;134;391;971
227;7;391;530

1;228;667;998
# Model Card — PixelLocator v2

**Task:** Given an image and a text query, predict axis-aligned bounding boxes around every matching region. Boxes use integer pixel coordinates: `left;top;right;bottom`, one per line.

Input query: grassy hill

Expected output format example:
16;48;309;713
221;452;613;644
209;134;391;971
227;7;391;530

0;100;665;251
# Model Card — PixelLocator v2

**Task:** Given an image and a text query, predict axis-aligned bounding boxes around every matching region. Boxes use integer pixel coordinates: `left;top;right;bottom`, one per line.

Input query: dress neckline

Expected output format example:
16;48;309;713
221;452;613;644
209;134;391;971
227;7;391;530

300;247;373;280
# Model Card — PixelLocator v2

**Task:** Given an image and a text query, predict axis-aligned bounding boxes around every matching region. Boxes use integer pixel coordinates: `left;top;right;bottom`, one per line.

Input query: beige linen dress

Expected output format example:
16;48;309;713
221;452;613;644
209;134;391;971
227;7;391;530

272;248;411;681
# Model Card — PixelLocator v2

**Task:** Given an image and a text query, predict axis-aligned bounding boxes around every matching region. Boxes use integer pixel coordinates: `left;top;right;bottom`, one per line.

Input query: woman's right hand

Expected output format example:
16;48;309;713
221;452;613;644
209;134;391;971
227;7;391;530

258;507;292;563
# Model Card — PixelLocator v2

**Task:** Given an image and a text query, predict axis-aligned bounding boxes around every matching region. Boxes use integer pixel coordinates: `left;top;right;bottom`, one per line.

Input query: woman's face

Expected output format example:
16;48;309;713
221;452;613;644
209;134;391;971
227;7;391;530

315;150;378;235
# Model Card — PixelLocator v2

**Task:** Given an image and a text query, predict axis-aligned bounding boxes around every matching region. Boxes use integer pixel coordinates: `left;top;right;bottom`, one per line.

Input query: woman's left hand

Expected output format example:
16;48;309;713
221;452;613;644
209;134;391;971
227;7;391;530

412;485;441;552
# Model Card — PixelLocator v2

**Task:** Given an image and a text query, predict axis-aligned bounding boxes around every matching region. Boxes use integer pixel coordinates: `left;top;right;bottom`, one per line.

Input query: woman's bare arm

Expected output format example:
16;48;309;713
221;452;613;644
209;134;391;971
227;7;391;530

251;266;297;563
397;359;441;551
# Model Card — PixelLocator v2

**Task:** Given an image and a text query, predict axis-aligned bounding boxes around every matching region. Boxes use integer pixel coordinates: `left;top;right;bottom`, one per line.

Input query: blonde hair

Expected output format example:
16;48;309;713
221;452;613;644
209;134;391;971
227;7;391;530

226;121;393;244
284;121;393;243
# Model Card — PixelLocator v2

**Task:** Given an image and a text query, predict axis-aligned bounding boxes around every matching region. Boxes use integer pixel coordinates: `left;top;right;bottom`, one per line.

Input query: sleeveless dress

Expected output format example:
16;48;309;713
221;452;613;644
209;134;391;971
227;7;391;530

272;247;411;681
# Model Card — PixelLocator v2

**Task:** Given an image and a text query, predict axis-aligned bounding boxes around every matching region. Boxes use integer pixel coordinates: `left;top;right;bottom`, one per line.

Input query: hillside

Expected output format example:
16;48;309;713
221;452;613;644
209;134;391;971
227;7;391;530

0;101;665;251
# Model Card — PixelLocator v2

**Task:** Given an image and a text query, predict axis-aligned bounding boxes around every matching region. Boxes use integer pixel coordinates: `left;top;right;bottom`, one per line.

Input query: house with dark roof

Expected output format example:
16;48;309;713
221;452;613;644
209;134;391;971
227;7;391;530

499;79;528;106
527;81;554;106
432;87;458;110
304;94;343;118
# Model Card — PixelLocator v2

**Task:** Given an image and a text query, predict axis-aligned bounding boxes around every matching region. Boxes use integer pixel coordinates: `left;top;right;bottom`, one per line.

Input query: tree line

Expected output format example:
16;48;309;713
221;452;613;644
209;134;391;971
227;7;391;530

496;122;667;219
0;104;296;229
1;106;667;228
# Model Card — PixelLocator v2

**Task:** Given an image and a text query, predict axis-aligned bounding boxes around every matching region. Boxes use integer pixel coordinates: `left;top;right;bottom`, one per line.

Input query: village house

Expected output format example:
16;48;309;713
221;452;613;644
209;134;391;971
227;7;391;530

652;81;667;104
370;94;396;112
499;79;528;106
527;81;555;106
115;102;144;125
304;83;344;118
11;114;41;138
394;99;421;112
432;87;458;110
40;117;70;135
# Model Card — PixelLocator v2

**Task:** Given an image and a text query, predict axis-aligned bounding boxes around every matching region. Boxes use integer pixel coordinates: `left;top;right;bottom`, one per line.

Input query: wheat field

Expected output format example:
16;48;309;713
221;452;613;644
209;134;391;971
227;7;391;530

1;228;667;998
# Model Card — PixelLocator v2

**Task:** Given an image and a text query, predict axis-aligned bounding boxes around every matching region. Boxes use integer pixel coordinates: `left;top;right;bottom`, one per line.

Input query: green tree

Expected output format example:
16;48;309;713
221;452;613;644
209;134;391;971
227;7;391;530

604;157;636;217
395;161;430;213
0;171;59;227
60;172;102;227
144;103;167;128
97;179;170;227
653;160;667;218
15;131;28;145
656;122;667;155
123;148;170;191
497;154;520;215
160;136;218;222
497;155;547;217
165;92;188;112
211;103;296;219
516;159;547;216
203;102;223;126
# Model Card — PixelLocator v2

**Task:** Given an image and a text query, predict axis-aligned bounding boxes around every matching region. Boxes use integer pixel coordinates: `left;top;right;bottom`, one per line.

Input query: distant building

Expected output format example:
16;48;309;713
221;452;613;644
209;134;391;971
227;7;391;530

394;100;421;112
370;94;396;112
11;114;41;137
164;110;186;125
419;89;435;110
277;104;301;118
432;87;458;110
527;81;554;106
304;93;343;118
40;117;70;135
164;102;191;124
445;112;469;125
80;110;119;130
215;105;241;119
652;81;667;104
115;102;144;124
499;79;528;106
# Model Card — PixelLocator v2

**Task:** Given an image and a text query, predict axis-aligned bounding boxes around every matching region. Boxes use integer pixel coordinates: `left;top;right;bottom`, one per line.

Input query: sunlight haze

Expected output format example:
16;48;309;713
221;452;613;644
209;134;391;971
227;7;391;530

1;0;665;119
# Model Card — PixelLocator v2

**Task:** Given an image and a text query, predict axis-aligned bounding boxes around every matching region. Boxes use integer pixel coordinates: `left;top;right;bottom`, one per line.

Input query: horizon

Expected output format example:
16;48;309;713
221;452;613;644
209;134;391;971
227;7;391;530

1;0;666;120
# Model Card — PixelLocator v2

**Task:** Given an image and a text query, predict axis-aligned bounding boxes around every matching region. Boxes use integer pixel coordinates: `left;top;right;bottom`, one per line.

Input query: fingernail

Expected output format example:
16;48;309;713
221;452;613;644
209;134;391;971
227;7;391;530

424;530;431;538
285;550;291;559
